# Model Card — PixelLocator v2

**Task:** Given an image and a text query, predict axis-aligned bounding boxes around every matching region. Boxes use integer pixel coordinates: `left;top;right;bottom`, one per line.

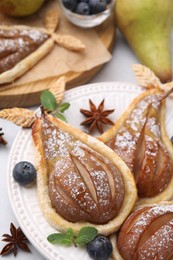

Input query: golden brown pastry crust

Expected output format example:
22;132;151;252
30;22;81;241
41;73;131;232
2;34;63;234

0;107;35;128
110;234;123;260
0;25;54;85
32;114;137;235
52;33;86;52
99;89;173;205
44;10;60;34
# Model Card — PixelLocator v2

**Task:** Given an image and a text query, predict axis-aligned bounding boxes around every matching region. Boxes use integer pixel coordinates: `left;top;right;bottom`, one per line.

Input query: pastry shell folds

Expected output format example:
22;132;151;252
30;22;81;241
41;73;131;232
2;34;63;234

32;114;137;235
99;89;173;206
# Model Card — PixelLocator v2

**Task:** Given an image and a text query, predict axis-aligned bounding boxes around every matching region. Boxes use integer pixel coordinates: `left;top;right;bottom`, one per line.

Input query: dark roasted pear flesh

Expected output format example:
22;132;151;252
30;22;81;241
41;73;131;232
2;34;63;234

0;28;49;74
40;117;125;224
104;91;173;198
117;203;173;260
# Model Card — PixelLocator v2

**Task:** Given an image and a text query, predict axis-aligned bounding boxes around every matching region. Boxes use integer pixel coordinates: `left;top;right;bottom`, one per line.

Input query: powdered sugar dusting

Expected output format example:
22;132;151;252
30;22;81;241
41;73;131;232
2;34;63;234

0;28;49;74
136;205;173;259
90;170;110;207
147;117;160;137
133;205;173;229
107;94;162;170
108;94;161;156
42;119;125;224
119;205;173;259
107;92;173;197
138;221;173;259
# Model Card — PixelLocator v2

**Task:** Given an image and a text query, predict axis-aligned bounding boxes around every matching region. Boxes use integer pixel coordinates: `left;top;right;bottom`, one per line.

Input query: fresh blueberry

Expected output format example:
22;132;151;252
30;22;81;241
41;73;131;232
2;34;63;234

87;235;113;260
62;0;77;11
13;161;36;186
75;2;90;15
89;0;107;14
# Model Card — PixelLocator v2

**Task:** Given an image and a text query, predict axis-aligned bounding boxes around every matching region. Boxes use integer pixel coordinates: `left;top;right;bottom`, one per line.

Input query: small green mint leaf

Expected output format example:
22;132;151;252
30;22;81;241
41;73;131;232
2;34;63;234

47;233;72;246
75;226;98;245
55;113;67;122
66;228;74;240
59;103;70;113
40;90;58;112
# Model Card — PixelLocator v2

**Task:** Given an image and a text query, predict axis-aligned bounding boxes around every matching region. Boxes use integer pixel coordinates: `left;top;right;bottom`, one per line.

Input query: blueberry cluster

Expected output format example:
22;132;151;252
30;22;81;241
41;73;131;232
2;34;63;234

62;0;111;15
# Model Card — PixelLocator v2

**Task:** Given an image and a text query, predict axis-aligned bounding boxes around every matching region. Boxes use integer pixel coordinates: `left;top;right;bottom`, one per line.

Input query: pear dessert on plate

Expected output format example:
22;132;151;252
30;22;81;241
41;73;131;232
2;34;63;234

112;202;173;260
32;112;137;235
99;88;173;205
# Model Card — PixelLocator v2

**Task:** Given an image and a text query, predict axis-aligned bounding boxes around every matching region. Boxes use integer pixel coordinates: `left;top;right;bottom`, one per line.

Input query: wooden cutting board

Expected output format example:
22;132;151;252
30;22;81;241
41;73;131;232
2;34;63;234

0;16;115;109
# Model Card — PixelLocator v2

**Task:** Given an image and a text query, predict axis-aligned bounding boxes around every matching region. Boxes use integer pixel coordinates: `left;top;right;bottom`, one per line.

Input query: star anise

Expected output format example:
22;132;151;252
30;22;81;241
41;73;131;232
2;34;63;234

80;99;115;134
0;128;7;145
0;223;31;256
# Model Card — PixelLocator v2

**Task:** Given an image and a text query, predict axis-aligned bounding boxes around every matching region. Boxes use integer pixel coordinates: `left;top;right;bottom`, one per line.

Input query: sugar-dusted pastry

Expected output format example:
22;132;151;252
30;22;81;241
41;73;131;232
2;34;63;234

32;112;137;235
99;89;173;205
0;18;85;85
115;202;173;260
0;25;54;85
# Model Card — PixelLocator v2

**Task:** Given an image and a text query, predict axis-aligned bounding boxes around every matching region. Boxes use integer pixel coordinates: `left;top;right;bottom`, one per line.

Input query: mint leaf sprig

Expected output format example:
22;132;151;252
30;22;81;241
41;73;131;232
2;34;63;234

47;226;98;247
40;90;70;122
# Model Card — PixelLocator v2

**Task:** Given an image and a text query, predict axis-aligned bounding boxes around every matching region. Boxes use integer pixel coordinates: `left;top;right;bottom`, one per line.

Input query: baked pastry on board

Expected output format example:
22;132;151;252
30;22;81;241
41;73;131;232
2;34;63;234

0;0;113;108
32;112;137;235
0;21;85;85
0;25;54;84
99;88;173;206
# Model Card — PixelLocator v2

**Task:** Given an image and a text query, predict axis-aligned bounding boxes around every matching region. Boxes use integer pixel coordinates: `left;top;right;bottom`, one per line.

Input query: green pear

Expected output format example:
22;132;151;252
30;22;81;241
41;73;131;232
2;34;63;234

115;0;173;83
0;0;45;17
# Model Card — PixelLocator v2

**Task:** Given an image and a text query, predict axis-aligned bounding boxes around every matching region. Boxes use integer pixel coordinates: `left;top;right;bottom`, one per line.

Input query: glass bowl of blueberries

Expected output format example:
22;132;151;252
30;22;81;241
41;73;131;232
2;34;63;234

60;0;115;28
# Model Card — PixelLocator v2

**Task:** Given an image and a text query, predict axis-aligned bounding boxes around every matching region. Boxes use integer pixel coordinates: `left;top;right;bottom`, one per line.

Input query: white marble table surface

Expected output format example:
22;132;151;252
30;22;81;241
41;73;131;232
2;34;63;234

0;30;172;259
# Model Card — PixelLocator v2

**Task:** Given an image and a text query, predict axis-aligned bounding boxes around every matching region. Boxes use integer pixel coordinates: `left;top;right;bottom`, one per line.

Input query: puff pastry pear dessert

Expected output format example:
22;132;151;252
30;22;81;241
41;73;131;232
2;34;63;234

116;202;173;260
32;112;137;235
99;89;173;205
0;25;54;84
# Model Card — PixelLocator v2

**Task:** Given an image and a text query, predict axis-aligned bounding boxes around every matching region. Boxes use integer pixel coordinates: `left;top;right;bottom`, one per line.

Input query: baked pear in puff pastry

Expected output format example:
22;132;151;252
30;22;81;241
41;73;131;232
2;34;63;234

0;24;85;85
32;113;137;235
113;202;173;260
99;89;173;206
0;25;54;84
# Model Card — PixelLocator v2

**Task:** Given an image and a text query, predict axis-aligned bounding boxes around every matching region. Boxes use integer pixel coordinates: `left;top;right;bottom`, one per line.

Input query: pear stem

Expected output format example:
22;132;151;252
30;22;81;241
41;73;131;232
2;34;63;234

40;105;46;120
160;87;173;101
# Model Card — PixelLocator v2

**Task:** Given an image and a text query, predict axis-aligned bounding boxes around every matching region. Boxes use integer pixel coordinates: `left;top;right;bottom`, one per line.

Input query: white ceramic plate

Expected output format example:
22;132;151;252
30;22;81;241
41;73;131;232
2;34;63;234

7;82;173;260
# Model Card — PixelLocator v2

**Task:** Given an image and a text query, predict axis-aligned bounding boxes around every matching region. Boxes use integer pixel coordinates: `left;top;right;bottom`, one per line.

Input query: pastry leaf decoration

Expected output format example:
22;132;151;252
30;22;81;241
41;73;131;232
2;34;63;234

49;76;66;103
132;64;161;88
47;226;98;247
0;108;36;128
0;76;69;126
132;64;173;97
